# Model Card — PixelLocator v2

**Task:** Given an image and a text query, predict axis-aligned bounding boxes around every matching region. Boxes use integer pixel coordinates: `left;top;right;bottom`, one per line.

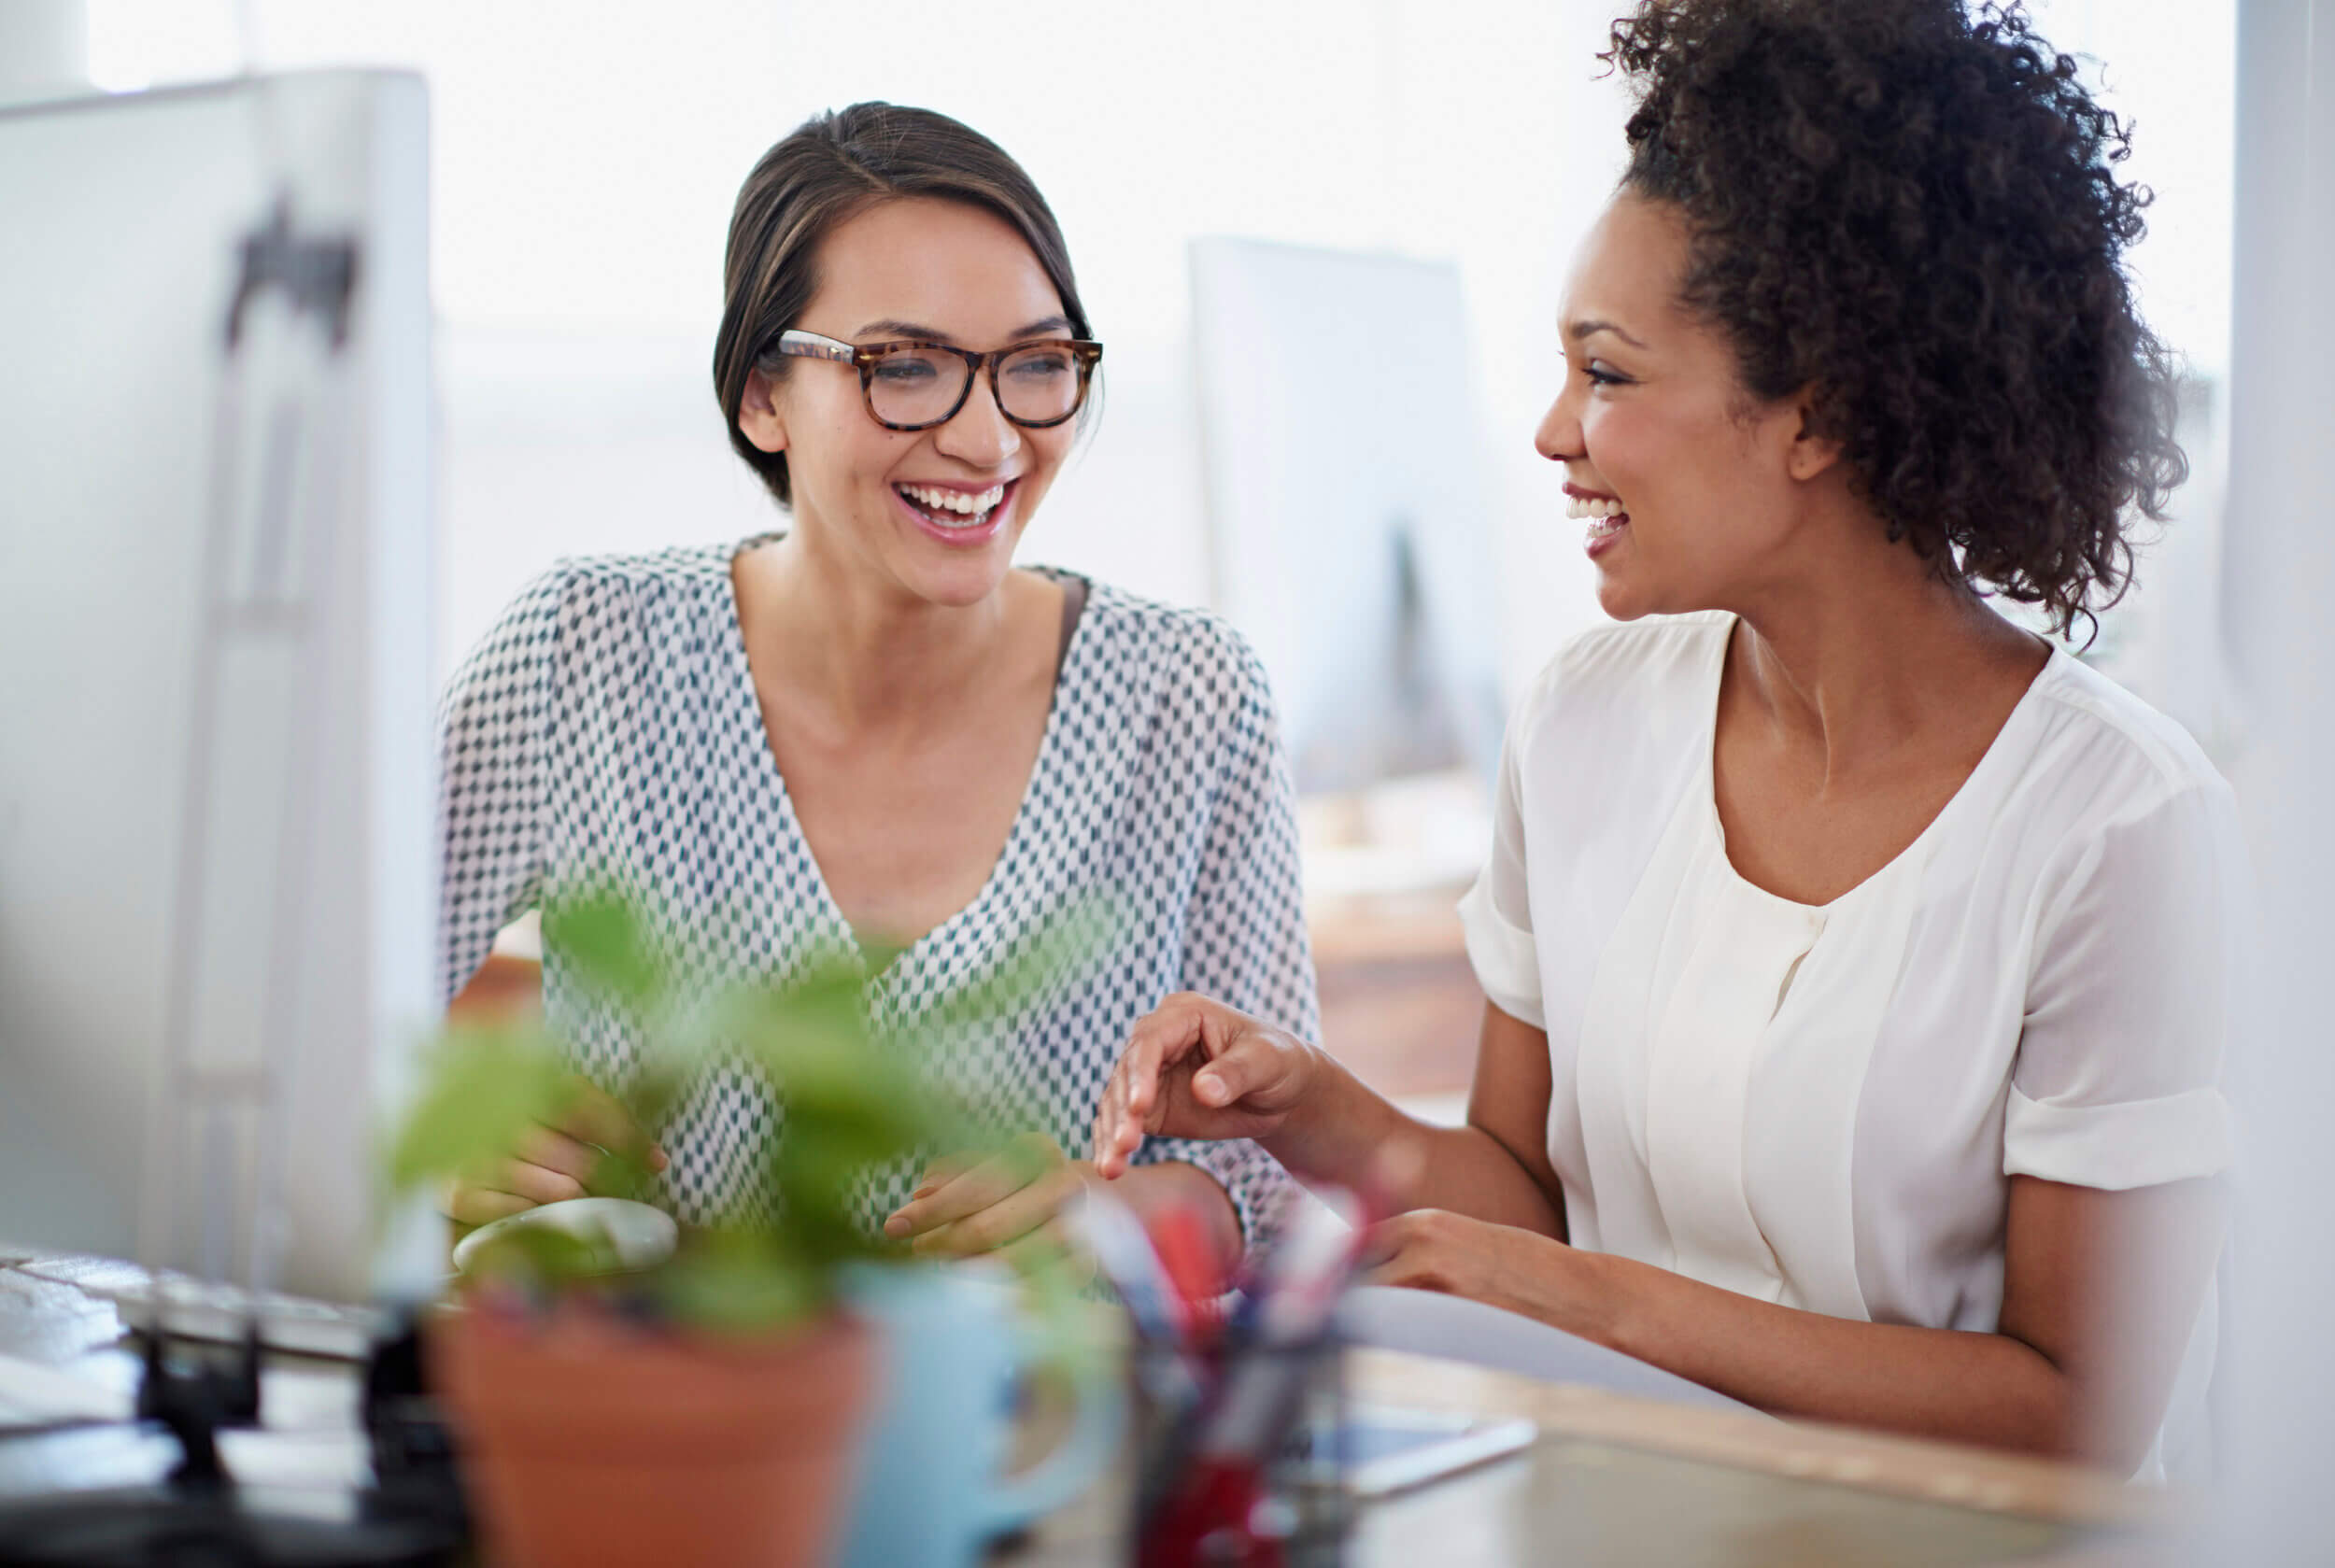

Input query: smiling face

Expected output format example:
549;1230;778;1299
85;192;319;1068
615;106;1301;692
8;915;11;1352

737;197;1081;609
1535;194;1818;622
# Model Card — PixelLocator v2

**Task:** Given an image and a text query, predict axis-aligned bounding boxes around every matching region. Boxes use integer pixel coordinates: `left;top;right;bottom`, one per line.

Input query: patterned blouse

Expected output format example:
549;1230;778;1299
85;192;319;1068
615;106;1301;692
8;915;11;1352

435;537;1317;1247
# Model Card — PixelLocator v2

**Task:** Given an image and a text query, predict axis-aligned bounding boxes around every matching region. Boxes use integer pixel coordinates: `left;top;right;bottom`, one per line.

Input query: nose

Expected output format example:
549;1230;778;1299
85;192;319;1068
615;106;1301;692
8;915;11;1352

932;366;1022;470
1535;368;1584;464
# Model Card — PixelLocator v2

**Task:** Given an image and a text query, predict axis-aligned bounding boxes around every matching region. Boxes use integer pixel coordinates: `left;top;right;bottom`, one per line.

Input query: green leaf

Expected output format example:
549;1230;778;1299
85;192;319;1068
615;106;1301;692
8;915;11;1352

926;896;1125;1034
462;1218;616;1284
543;881;663;1010
386;1023;576;1197
654;1231;824;1333
587;1145;658;1204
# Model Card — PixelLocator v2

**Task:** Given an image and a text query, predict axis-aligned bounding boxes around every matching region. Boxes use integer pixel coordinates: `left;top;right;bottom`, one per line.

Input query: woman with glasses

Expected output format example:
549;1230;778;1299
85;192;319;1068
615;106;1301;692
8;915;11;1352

434;103;1312;1272
1096;0;2238;1476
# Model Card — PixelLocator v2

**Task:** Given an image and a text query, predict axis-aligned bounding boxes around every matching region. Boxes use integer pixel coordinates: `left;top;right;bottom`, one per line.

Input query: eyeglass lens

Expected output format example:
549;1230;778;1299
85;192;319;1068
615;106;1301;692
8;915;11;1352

868;344;1084;428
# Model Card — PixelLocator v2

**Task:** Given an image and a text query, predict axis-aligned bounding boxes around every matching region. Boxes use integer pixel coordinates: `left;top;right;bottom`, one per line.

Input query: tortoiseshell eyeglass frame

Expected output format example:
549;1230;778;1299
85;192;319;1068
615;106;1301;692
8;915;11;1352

757;329;1105;431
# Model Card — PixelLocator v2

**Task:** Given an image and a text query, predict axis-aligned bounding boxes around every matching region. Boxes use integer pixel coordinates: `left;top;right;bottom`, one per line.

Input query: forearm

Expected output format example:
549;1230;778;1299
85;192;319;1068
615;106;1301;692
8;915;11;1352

1263;1051;1564;1238
1529;1245;2087;1462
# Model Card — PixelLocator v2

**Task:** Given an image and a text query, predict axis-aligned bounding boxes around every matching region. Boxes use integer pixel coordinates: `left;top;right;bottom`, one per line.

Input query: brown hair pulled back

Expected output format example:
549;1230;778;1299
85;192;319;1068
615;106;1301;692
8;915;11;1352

712;103;1092;508
1603;0;2187;639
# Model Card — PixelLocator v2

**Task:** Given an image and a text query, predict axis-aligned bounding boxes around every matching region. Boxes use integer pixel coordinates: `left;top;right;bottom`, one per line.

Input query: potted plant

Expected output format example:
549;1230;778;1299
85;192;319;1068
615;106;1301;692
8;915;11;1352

383;882;1080;1568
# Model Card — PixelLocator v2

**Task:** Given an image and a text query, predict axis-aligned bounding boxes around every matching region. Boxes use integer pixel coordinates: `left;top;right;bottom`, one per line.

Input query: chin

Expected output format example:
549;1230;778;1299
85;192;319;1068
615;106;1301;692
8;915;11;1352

894;538;1021;610
1592;551;1721;624
1592;570;1663;623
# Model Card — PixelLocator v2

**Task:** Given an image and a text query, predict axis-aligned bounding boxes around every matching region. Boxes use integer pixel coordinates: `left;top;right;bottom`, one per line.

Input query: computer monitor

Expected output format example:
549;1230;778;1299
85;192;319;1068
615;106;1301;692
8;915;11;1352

1190;237;1508;800
0;69;439;1308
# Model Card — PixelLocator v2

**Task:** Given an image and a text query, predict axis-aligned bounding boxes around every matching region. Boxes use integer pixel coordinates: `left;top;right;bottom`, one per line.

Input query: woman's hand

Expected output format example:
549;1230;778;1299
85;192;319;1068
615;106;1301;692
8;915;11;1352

1363;1208;1606;1338
883;1132;1092;1275
1089;992;1323;1179
442;1080;667;1229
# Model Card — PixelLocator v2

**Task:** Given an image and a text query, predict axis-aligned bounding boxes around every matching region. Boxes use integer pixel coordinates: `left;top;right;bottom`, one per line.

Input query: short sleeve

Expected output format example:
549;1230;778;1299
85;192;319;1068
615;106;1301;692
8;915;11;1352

435;570;564;1009
2005;781;2245;1190
1148;630;1315;1253
1457;720;1545;1029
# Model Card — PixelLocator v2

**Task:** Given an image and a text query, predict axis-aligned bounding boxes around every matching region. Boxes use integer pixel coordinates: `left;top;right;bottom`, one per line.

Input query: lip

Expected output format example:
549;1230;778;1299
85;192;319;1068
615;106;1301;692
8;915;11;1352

896;476;1020;496
892;476;1018;548
1567;480;1630;562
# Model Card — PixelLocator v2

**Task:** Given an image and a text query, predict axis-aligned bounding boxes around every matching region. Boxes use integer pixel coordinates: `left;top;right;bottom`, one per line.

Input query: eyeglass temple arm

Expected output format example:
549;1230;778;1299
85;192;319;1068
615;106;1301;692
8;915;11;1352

770;330;859;365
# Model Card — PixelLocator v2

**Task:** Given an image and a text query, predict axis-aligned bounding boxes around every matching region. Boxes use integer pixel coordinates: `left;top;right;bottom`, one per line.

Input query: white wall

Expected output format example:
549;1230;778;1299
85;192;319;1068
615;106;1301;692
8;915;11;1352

0;1;88;104
2218;0;2335;1555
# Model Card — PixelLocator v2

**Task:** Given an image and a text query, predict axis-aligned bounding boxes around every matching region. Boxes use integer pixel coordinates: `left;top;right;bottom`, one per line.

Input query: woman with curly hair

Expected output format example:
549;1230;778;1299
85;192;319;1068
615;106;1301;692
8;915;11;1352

1095;0;2238;1476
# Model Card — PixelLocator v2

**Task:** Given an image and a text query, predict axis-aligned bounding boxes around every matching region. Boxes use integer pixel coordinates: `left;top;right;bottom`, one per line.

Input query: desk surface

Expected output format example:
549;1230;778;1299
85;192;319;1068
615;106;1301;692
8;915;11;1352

1003;1348;2168;1568
1;1258;2173;1568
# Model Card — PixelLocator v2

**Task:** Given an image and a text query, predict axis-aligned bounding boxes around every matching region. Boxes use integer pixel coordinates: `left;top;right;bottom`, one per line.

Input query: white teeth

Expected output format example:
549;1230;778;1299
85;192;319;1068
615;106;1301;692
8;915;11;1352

899;482;1006;518
1565;495;1628;522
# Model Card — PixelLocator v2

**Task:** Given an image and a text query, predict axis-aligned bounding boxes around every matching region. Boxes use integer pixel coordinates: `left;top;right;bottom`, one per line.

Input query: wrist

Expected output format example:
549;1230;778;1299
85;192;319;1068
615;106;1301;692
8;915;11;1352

1257;1043;1376;1184
1546;1246;1641;1358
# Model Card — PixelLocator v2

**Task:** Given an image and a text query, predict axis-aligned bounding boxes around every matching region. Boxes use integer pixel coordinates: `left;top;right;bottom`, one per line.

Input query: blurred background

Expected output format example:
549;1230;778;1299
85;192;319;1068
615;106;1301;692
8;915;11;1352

67;0;2237;727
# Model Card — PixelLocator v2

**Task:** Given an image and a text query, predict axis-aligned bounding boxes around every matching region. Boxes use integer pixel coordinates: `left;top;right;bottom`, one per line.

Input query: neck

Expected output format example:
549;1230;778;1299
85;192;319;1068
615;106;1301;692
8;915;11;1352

1721;498;2045;776
741;526;1025;728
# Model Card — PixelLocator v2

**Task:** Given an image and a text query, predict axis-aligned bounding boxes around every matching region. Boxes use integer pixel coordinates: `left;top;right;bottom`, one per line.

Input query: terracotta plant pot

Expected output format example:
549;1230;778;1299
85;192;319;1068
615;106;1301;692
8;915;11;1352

431;1304;879;1568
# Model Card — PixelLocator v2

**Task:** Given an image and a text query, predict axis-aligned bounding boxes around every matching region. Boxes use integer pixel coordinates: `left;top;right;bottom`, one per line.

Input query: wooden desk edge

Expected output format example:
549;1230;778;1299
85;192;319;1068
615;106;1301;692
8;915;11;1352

1346;1347;2175;1533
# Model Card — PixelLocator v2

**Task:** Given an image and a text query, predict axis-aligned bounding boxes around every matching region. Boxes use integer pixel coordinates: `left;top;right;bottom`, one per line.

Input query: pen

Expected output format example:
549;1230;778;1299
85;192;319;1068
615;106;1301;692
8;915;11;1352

1146;1204;1225;1345
1073;1188;1210;1480
1139;1186;1372;1566
1190;1188;1366;1469
1069;1188;1182;1347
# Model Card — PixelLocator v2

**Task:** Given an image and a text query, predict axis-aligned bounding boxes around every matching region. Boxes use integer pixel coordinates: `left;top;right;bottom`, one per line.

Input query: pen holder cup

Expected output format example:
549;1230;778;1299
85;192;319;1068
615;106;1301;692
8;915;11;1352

1132;1331;1352;1568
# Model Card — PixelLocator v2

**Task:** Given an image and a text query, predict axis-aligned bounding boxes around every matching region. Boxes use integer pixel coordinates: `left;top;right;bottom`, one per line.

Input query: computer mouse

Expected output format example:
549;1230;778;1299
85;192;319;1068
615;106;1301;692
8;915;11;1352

451;1195;679;1276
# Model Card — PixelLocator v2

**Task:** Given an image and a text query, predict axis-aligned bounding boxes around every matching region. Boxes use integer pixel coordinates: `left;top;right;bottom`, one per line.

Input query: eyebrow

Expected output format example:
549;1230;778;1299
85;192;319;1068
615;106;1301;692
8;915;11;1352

1565;318;1649;349
854;315;1075;343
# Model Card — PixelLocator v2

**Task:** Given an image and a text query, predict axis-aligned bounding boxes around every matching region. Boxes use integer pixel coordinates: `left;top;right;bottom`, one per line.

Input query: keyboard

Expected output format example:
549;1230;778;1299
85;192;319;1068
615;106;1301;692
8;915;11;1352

7;1255;383;1363
0;1349;134;1432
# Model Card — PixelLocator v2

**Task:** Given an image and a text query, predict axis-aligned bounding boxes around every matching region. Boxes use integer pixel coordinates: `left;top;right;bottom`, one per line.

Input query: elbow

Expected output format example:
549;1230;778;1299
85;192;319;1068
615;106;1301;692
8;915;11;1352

2061;1415;2163;1478
2003;1363;2162;1476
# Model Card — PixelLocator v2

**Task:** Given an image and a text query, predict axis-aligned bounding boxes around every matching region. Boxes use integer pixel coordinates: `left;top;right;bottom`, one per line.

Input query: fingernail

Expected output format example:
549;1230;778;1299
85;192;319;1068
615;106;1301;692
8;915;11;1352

650;1145;669;1171
883;1213;911;1236
910;1184;937;1201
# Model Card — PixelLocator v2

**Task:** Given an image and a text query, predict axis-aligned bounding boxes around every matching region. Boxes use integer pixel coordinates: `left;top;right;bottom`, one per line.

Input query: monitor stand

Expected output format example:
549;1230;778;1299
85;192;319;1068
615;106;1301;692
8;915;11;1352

0;1315;467;1567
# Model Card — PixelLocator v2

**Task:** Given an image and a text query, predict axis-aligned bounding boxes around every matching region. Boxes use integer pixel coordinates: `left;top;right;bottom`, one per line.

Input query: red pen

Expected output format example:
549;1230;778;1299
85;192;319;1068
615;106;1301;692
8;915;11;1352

1146;1202;1225;1344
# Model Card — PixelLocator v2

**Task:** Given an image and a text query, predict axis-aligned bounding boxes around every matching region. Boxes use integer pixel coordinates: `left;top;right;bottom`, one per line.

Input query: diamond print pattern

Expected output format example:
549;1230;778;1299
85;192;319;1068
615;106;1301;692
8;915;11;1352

436;537;1318;1249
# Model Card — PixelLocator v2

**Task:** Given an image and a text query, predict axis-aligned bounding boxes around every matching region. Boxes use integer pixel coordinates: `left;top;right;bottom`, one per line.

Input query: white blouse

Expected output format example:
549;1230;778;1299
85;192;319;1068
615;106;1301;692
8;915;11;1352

1458;613;2243;1477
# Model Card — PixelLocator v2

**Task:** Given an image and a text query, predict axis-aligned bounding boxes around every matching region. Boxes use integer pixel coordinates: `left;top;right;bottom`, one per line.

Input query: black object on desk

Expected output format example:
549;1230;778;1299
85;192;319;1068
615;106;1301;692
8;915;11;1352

0;1310;466;1568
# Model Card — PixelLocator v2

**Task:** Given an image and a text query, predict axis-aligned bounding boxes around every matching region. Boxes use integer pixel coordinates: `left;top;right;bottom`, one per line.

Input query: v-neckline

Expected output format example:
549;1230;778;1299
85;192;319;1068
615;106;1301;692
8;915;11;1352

1695;614;2061;915
715;538;1097;979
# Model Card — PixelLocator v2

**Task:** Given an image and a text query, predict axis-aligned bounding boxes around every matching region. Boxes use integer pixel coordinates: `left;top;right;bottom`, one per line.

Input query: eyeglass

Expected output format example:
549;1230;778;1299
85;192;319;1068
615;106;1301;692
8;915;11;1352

759;329;1104;432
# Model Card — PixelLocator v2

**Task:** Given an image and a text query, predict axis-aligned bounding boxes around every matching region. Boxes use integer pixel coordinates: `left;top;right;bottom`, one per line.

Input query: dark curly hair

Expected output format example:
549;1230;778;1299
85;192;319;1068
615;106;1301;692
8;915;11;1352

1602;0;2186;638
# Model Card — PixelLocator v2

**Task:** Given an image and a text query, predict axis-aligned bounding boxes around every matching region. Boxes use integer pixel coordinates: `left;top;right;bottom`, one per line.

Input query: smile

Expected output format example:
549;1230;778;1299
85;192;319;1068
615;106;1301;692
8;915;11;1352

1565;487;1629;558
895;480;1009;528
891;478;1019;548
